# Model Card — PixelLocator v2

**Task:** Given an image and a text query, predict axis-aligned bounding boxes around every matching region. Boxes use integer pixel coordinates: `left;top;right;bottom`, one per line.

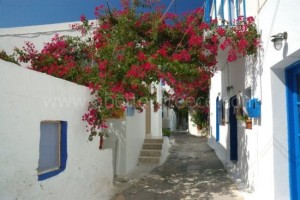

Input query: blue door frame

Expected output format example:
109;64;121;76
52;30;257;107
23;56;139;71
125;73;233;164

229;95;238;161
286;62;300;200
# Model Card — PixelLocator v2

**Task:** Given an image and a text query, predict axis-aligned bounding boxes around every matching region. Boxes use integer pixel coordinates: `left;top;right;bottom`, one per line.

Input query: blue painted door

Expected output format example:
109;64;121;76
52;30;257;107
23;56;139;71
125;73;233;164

229;96;238;160
286;64;300;200
216;96;220;141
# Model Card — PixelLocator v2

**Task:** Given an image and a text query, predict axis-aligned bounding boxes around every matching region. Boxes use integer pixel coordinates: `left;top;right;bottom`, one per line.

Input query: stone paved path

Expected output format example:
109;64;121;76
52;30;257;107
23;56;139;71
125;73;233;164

110;131;244;200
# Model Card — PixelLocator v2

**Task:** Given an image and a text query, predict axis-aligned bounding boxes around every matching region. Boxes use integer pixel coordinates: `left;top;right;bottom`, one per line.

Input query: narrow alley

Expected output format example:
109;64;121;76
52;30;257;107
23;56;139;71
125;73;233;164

111;132;244;200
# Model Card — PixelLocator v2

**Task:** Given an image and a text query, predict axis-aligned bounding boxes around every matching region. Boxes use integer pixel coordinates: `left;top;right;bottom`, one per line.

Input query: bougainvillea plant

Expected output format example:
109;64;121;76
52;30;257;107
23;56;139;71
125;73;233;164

14;0;260;145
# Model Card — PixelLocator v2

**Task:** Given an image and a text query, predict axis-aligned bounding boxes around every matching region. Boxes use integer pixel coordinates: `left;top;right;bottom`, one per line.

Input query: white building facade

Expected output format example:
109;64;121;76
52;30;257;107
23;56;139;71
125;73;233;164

0;61;113;200
207;0;300;199
0;22;165;199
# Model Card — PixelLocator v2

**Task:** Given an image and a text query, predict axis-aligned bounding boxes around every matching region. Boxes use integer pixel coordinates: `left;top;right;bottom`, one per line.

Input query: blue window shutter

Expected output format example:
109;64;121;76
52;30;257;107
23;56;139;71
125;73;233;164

214;0;217;20
243;0;246;18
235;0;239;17
221;0;225;22
204;0;212;23
228;0;233;25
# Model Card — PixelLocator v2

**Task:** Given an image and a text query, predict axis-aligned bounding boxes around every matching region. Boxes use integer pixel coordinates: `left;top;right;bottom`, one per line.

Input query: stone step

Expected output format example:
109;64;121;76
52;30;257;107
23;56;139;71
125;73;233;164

140;149;162;157
143;143;162;150
144;138;163;144
139;156;160;164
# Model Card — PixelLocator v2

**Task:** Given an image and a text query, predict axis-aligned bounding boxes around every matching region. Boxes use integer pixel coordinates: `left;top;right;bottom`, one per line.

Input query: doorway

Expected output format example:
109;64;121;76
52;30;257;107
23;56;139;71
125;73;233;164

229;95;238;161
286;63;300;200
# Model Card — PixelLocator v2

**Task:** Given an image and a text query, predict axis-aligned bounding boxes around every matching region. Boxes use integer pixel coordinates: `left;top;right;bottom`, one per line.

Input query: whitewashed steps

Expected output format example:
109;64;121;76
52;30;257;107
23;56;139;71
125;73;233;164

139;138;163;164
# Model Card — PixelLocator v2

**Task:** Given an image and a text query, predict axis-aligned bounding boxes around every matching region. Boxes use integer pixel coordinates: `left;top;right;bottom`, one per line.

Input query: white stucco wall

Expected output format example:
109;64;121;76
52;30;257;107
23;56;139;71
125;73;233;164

256;0;300;199
0;21;148;179
105;119;127;176
105;111;146;176
151;82;163;137
0;61;113;200
0;22;82;59
126;111;146;174
209;0;300;199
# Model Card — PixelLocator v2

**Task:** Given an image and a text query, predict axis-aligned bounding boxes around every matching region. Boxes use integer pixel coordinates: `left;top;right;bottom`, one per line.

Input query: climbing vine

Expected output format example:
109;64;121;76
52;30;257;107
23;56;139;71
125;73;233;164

14;0;260;141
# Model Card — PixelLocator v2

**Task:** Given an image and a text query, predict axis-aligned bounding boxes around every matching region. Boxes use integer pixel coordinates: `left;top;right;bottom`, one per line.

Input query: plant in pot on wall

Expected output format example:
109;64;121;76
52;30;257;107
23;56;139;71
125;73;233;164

191;109;208;130
236;113;252;129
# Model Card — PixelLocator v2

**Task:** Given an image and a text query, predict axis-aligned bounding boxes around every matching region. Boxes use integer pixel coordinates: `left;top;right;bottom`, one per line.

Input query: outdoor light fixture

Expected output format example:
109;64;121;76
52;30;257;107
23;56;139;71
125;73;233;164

271;32;288;50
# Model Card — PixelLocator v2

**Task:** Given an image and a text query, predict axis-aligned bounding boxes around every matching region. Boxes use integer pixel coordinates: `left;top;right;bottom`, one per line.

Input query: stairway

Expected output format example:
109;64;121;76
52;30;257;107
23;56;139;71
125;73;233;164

139;138;163;164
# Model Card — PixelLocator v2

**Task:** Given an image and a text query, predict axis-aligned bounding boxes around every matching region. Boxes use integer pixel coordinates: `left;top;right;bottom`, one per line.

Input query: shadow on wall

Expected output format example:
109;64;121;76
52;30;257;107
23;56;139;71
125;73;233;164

245;53;263;98
283;42;288;59
235;127;254;191
104;119;126;177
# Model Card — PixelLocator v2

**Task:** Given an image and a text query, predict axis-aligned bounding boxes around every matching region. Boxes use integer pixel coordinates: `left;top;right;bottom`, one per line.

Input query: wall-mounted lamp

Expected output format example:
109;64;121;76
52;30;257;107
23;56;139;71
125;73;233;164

271;32;288;50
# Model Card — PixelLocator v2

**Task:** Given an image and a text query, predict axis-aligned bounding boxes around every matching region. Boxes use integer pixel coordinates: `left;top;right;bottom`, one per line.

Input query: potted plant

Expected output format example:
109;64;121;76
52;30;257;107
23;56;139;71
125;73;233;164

245;117;252;129
191;110;208;130
236;114;252;129
162;128;171;137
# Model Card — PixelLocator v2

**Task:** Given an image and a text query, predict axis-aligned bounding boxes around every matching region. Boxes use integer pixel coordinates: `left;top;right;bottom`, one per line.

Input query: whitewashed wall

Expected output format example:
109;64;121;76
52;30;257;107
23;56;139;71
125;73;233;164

0;61;113;200
0;22;83;59
0;21;149;178
126;112;146;173
257;0;300;199
151;82;163;137
209;0;300;199
105;111;146;176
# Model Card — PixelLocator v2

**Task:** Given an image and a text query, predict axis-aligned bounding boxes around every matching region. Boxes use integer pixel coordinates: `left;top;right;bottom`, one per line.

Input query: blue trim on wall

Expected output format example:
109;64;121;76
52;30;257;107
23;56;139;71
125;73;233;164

216;96;220;142
286;61;300;200
38;121;68;181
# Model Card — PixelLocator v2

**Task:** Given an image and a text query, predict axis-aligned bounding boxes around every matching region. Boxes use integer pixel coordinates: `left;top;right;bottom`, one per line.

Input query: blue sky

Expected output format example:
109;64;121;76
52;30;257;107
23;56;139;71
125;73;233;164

0;0;205;28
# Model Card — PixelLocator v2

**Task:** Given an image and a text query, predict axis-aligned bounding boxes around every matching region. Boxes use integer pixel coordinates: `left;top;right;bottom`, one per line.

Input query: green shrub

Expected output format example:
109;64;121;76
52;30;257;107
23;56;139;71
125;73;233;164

162;128;171;137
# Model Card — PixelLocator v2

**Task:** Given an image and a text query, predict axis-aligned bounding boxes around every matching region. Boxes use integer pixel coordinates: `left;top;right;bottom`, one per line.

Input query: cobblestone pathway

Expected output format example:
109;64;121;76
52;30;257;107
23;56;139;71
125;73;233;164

110;131;244;200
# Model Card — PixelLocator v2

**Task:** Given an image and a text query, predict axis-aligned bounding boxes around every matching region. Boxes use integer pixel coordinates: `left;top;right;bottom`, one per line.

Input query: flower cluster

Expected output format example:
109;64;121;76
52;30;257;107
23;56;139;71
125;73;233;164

212;16;260;62
14;0;260;141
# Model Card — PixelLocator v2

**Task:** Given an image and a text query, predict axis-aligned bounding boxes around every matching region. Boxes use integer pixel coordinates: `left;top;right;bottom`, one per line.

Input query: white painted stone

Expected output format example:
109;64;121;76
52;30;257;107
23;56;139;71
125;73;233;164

0;61;113;200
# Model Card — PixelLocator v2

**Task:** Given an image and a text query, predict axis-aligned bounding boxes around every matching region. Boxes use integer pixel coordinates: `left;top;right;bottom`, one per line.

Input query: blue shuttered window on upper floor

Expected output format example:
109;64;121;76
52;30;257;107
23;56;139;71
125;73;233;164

204;0;247;25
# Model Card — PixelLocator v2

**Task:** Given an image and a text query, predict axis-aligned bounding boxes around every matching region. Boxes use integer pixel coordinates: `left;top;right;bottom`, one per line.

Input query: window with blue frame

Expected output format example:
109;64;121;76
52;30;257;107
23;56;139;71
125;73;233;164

38;121;67;181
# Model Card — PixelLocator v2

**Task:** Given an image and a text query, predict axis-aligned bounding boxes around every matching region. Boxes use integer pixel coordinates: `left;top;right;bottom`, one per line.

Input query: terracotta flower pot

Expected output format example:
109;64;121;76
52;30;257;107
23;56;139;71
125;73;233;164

245;119;252;129
197;124;202;130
